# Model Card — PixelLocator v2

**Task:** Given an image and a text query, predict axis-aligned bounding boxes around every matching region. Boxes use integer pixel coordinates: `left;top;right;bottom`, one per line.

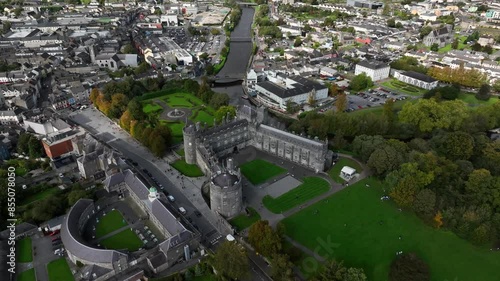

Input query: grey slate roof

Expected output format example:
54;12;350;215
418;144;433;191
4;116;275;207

256;75;327;99
258;124;325;148
61;199;128;264
401;71;436;83
151;199;188;237
357;60;389;70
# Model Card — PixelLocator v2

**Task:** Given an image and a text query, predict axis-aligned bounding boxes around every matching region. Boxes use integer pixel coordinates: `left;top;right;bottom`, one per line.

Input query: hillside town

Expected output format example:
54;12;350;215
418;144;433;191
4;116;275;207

0;1;499;281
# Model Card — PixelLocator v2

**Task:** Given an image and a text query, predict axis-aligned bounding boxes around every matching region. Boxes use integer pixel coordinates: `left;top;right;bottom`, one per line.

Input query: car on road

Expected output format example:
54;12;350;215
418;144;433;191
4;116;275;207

194;210;202;217
51;236;61;242
167;195;175;202
178;207;187;215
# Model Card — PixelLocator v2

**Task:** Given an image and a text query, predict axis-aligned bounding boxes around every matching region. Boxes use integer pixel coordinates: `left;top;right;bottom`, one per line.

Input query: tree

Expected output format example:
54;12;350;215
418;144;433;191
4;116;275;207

317;260;346;281
395;22;403;28
476;83;491;101
211;241;249;280
385;162;434;207
214;106;236;124
2;21;11;34
344;268;367;281
293;37;303;47
432;131;474;160
89;88;100;104
210;28;220;35
451;38;459;49
127;99;146;120
208;93;229;109
398;99;468;133
419;26;432;39
150;135;167;157
367;144;405;176
352;135;386;162
17;133;31;155
67;188;89;206
286;99;300;114
433;211;443;228
110;93;129;119
28;136;44;158
430;43;439;52
350;73;373;92
308;91;316;106
122;44;136;54
387;18;396;28
383;98;395;123
199;52;209;61
270;254;294;281
335;93;347;113
389;253;430;281
412;189;436;217
248;220;282;257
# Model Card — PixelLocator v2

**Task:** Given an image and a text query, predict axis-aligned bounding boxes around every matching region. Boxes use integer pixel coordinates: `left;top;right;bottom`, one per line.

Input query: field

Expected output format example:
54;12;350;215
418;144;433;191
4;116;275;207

240;159;286;185
162;93;203;108
175;148;185;157
458;92;499;106
229;207;261;231
171;158;204;177
17;268;36;281
100;228;143;251
191;108;215;126
328;158;363;183
16;237;33;263
47;258;74;281
262;177;330;214
20;187;60;206
282;177;500;281
438;35;468;53
380;79;426;96
160;121;185;145
143;102;163;114
95;209;127;238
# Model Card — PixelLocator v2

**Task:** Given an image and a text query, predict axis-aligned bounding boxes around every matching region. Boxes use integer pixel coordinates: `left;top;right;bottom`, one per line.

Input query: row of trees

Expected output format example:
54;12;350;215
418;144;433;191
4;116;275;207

390;56;428;75
427;65;487;88
16;133;45;158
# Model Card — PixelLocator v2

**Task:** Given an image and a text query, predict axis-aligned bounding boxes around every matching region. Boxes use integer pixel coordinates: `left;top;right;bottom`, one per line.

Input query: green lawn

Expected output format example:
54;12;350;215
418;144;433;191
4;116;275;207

20;187;60;206
16;238;32;263
18;268;36;281
191;109;215;126
349;99;410;117
172;158;204;177
160;121;184;144
5;159;29;176
380;79;426;96
47;258;74;281
240;159;286;185
100;228;143;251
176;148;185;157
95;209;127;238
263;177;330;214
229;207;261;231
438;35;468;53
458;92;499;106
143;102;163;114
328;158;363;183
282;177;500;281
163;93;203;108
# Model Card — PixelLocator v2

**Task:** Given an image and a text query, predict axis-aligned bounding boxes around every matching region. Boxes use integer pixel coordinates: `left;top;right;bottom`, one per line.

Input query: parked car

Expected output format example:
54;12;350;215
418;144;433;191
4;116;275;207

167;195;175;202
178;207;187;215
51;236;61;242
49;230;60;236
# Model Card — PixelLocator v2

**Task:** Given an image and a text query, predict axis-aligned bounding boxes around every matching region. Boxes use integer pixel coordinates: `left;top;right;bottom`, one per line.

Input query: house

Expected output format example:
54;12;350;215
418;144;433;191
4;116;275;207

0;110;21;125
394;70;438;90
423;25;453;47
354;60;390;81
478;36;495;47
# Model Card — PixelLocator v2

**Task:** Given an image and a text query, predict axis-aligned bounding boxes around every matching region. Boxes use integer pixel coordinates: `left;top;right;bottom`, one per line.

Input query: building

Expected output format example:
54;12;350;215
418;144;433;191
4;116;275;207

76;134;124;179
423;25;453;47
183;105;334;218
0;110;21;125
94;53;139;71
346;0;383;9
394;71;438;90
355;61;390;82
42;127;86;159
253;74;328;110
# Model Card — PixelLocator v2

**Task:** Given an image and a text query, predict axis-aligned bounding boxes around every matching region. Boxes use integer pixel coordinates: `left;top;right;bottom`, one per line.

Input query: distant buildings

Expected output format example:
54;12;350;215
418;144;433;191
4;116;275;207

355;61;390;82
422;25;453;47
41;126;85;159
346;0;384;9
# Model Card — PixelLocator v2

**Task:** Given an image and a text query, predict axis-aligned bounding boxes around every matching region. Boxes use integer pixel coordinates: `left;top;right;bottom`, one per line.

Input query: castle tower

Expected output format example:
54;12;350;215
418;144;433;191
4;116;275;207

209;158;243;218
183;124;197;164
256;105;268;124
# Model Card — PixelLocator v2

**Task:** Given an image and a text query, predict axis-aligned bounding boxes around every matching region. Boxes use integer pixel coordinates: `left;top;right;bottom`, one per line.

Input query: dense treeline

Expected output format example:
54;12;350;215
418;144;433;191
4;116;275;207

91;76;228;157
286;98;500;246
427;65;487;88
390;56;428;75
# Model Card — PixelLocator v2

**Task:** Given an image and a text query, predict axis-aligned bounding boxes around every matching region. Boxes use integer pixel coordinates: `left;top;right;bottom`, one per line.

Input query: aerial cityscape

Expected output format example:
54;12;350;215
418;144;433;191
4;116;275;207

0;0;499;280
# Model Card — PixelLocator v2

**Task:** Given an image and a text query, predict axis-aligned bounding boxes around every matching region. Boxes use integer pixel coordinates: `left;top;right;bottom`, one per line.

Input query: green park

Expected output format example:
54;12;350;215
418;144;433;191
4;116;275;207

17;268;36;281
100;228;143;252
282;178;500;281
263;177;330;214
328;158;363;183
16;237;33;263
47;258;74;281
171;158;204;177
95;209;128;238
240;159;286;185
229;207;261;231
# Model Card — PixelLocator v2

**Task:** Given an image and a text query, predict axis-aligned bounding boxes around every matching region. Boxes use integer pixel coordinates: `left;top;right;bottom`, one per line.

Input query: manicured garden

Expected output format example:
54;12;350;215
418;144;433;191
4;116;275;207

95;209;128;238
229;207;261;231
16;237;33;263
163;93;203;108
262;177;330;214
191;108;215;126
172;158;204;177
328;158;364;183
380;79;426;96
18;268;36;281
47;258;74;281
240;159;286;185
143;102;163;114
282;177;500;281
100;228;143;252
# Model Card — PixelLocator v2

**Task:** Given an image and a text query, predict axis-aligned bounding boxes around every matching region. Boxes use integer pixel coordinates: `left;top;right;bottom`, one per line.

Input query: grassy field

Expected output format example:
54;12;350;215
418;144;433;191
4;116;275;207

20;187;59;206
438;35;468;53
18;268;36;281
229;207;261;231
191;109;215;126
458;92;499;106
282;177;500;281
328;158;363;183
47;258;74;281
160;121;184;144
95;209;127;238
380;79;426;96
283;240;322;278
240;159;286;185
349;99;410;117
172;158;204;177
263;177;330;214
175;148;185;157
143;102;163;114
100;229;143;251
16;238;32;263
163;93;203;108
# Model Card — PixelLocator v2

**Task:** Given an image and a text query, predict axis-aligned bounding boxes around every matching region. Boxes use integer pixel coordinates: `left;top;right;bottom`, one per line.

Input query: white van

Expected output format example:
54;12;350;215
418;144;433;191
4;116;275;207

178;207;187;215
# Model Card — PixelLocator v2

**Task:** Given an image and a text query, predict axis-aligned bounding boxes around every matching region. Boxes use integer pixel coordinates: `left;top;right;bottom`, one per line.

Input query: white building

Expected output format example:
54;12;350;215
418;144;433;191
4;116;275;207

355;61;390;81
254;74;328;110
278;25;301;37
0;111;20;125
394;71;438;90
